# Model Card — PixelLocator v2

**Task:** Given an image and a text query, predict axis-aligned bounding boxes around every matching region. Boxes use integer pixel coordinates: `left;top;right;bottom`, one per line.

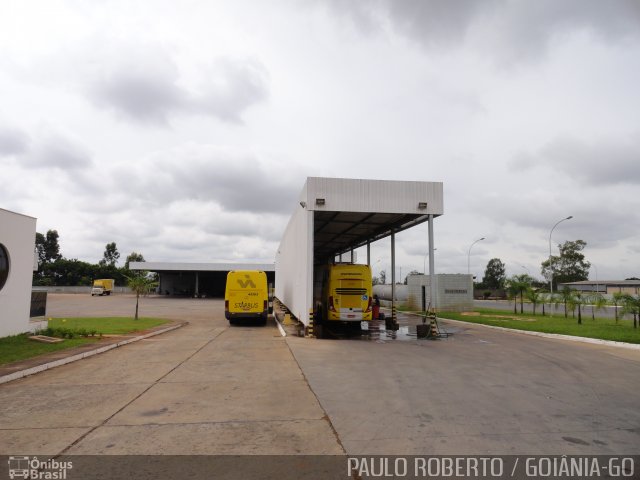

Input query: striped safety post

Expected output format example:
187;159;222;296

429;317;438;339
306;308;315;338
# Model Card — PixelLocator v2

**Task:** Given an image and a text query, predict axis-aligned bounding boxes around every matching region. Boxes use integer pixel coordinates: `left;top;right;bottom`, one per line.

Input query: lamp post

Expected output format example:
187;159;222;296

423;248;437;274
467;237;485;276
548;216;573;293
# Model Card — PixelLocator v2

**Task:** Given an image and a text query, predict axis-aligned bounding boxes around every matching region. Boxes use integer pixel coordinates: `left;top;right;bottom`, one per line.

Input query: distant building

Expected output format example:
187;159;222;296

0;208;44;337
372;275;474;312
406;274;474;312
558;280;640;295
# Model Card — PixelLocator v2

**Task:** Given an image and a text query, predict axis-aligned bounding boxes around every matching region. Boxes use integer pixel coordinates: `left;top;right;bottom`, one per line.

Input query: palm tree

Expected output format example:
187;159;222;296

557;287;573;319
588;293;608;320
126;274;158;320
612;291;626;324
571;290;586;325
525;289;542;316
506;281;519;314
621;294;640;329
539;292;548;316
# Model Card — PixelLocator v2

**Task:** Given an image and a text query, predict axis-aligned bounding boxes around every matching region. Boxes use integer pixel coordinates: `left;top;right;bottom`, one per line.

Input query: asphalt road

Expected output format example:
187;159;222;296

2;294;639;464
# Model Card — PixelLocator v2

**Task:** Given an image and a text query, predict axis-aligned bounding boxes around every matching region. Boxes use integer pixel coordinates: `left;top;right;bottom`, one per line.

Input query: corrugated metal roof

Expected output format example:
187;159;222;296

129;262;275;272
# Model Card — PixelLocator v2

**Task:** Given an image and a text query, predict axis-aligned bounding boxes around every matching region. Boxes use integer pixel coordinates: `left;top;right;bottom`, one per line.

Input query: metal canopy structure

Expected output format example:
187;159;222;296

130;262;275;297
276;177;444;325
314;211;430;262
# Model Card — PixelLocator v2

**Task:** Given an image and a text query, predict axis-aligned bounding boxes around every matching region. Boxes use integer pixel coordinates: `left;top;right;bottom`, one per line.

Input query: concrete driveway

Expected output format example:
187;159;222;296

2;294;639;460
0;295;343;456
287;312;640;455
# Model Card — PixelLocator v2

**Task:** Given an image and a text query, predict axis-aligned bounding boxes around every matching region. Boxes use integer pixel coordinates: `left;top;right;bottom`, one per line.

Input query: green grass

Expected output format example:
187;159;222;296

436;308;640;344
0;317;168;367
48;317;168;334
0;334;97;365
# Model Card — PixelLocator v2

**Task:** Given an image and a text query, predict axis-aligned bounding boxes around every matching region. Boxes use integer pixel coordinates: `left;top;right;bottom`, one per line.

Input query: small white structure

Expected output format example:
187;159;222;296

406;274;473;312
0;208;41;337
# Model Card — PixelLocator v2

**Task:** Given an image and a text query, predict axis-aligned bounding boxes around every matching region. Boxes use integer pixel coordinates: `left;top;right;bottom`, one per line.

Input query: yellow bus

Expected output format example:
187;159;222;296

319;263;373;326
225;270;269;325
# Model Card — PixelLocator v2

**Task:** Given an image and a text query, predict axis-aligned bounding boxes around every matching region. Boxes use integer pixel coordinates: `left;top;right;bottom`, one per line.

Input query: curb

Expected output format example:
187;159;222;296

274;317;287;337
431;315;640;351
0;322;187;385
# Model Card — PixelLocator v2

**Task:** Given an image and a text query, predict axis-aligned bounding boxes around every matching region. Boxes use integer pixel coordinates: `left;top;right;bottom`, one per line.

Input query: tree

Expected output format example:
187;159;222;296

483;258;506;290
404;270;421;285
100;242;120;267
506;274;533;314
506;281;519;314
589;293;608;320
379;270;386;285
539;292;549;316
124;252;145;270
612;291;626;324
621;294;640;329
126;274;157;320
556;287;573;318
541;240;590;290
525;289;542;316
35;232;46;266
45;230;62;262
570;290;586;325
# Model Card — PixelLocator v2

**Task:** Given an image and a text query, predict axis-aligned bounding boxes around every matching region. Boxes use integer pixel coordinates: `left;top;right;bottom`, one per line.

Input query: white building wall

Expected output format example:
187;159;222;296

305;177;443;214
407;274;473;312
0;209;37;337
275;199;314;324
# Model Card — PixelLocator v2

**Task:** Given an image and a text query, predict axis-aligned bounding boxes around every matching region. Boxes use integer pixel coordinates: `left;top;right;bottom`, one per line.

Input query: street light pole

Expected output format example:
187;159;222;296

423;248;437;274
467;237;486;277
548;216;573;294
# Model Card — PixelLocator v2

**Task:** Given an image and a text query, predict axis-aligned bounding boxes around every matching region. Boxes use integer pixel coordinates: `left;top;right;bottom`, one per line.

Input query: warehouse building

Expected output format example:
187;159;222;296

558;280;640;295
130;262;275;297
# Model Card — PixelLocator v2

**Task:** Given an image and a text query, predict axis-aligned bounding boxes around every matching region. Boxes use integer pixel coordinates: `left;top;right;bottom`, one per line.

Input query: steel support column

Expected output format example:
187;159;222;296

428;214;436;312
391;231;396;323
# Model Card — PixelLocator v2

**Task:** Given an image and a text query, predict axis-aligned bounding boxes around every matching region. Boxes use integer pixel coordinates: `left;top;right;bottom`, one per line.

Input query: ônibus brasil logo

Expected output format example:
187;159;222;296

8;457;72;480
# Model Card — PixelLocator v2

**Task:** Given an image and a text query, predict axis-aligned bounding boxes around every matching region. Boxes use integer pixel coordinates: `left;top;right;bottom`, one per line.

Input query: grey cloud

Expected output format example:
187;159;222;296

118;145;308;215
540;137;640;186
510;136;640;186
0;126;29;155
192;59;270;123
469;188;640;250
0;127;92;170
88;48;269;125
325;0;640;62
25;131;92;170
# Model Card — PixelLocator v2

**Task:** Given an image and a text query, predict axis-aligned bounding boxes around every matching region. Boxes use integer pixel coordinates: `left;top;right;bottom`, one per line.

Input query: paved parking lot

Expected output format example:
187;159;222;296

1;294;639;458
1;295;342;456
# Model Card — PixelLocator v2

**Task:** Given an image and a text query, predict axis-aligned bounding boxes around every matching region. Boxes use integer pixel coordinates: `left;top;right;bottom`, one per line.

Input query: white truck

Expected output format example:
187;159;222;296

91;278;115;296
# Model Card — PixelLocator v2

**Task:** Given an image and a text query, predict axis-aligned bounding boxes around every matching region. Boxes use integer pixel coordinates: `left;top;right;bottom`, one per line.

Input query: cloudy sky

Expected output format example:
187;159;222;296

1;0;639;281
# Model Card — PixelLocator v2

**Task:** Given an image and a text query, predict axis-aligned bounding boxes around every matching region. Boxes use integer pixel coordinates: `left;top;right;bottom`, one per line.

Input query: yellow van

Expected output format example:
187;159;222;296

225;270;269;325
319;263;373;325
